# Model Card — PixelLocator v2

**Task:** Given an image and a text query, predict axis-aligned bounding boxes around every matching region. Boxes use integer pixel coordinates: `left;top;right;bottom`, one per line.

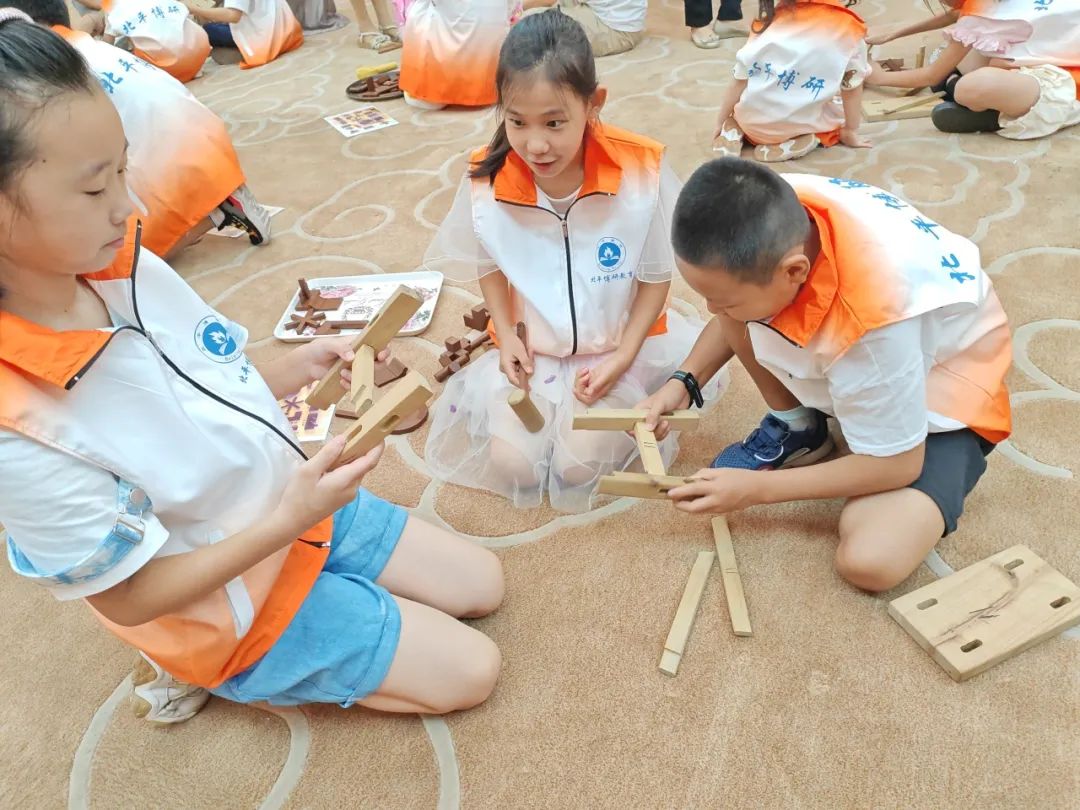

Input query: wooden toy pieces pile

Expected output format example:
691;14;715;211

306;286;434;464
285;279;369;336
434;304;495;382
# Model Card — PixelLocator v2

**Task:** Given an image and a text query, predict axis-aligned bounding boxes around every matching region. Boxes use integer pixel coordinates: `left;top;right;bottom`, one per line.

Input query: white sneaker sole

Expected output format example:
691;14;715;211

131;657;211;725
230;184;272;246
778;435;836;469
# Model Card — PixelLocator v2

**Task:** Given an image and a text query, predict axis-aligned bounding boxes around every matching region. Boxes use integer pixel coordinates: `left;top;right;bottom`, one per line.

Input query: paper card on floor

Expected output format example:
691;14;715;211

279;383;336;442
210;206;285;239
324;106;398;138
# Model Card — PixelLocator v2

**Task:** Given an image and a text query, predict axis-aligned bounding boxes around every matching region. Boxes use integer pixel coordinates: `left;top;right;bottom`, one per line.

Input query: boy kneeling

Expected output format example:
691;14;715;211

641;159;1012;592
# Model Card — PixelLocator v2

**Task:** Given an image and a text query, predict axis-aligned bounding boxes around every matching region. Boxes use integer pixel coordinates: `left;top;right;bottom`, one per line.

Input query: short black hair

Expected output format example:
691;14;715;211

5;0;70;27
672;158;810;285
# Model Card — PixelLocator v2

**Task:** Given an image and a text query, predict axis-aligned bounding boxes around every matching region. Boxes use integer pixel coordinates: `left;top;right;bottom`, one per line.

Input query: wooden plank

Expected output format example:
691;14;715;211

889;545;1080;681
597;472;693;499
306;286;422;410
573;409;700;432
334;371;432;467
508;389;544;433
347;344;376;416
711;517;752;637
659;551;715;676
862;92;944;122
633;423;666;476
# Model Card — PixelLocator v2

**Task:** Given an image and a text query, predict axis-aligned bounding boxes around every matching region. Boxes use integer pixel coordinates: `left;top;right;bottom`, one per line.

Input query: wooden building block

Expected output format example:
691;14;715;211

464;304;490;332
659;551;715;676
375;355;407;387
863;92;944;122
349;344;376;414
508;388;544;433
306;286;422;410
597;472;693;499
334;371;432;467
633;423;665;476
889;545;1080;681
711;517;752;637
573;409;700;432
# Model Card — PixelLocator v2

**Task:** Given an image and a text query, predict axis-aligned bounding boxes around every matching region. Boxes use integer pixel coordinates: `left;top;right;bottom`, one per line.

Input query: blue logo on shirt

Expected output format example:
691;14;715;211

194;316;242;363
597;237;625;272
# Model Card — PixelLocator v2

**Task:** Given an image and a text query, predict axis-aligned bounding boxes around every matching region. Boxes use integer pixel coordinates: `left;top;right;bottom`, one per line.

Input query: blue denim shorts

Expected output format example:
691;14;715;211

210;489;407;707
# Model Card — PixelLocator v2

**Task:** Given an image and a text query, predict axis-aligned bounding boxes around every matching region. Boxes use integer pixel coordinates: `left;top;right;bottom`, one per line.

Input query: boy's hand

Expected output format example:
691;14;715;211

667;468;762;514
865;28;893;46
275;435;384;533
573;351;632;406
635;379;691;440
499;335;534;390
840;128;872;148
295;338;388;390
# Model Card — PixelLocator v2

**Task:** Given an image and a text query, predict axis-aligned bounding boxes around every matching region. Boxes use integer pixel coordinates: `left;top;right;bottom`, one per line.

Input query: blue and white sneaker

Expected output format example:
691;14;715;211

710;410;833;470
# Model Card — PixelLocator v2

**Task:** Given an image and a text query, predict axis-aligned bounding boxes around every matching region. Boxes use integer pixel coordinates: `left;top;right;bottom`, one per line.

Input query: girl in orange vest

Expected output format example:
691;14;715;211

0;9;501;723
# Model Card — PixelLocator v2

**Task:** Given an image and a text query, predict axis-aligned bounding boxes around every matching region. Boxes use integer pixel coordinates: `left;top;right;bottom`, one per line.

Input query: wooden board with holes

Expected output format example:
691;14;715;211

888;545;1080;681
334;371;432;467
863;93;942;122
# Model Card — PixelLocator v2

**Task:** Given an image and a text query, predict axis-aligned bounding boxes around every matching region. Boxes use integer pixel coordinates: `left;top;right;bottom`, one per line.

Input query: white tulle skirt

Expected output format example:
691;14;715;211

424;309;729;513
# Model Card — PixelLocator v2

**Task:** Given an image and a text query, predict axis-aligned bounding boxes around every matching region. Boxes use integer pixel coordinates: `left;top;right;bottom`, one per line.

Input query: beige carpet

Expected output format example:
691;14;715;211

3;2;1080;807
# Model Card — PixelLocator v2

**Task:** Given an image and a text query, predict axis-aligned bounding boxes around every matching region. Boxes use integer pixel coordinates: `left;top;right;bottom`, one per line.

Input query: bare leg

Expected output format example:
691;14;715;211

376;516;504;619
835;488;944;592
356;596;501;714
953;67;1041;118
956;49;990;76
717;313;801;411
164;218;215;261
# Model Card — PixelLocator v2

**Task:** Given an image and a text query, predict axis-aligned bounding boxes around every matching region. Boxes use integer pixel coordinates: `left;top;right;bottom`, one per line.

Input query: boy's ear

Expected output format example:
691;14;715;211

589;86;608;118
781;252;812;286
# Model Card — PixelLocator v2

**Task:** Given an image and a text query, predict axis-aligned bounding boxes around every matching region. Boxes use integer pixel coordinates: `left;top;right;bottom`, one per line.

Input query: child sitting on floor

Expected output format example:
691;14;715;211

13;0;271;256
865;0;1080;139
0;8;501;723
184;0;302;69
521;0;646;57
638;159;1012;592
424;12;725;513
77;0;210;82
712;0;871;162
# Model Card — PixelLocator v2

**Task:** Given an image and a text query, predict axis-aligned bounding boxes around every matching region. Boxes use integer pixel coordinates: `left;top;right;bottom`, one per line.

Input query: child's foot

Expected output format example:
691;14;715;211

358;30;401;53
931;101;1002;134
712;20;747;38
130;654;210;725
710;410;833;471
712;118;744;156
754;134;820;163
217;184;272;246
689;26;723;49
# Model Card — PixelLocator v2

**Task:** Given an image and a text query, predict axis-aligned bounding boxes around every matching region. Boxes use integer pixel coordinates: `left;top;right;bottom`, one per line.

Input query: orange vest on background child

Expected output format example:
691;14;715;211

399;0;514;106
225;0;304;69
732;0;869;145
750;174;1012;445
54;27;246;257
102;0;211;83
0;224;331;688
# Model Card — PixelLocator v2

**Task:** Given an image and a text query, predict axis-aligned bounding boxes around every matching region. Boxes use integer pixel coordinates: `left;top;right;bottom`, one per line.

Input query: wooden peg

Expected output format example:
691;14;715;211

633;423;665;476
306;286;422;410
712;517;752;637
334;370;432;467
296;278;342;311
508;388;544;433
659;551;715;676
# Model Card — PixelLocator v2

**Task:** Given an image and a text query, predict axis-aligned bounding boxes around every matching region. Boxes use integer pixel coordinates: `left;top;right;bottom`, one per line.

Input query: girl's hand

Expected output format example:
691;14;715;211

666;468;762;514
499;335;534;390
573;351;632;406
635;379;692;441
275;435;384;532
840;128;872;148
295;338;388;390
865;28;893;47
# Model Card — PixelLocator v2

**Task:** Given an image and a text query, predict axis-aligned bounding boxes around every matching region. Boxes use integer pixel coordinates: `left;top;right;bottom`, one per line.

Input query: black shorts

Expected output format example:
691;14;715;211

909;429;996;536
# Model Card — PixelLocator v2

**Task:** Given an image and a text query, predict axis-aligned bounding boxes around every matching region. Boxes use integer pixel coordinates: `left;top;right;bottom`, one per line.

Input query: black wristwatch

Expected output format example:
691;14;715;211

669;370;704;408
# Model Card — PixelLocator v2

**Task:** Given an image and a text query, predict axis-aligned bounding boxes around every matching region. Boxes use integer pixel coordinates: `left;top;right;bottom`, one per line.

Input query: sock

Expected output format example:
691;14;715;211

209;207;226;228
769;405;814;432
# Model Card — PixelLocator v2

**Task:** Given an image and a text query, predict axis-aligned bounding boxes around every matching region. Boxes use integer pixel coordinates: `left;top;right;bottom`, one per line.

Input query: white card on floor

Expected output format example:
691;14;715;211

324;106;399;138
210;205;284;239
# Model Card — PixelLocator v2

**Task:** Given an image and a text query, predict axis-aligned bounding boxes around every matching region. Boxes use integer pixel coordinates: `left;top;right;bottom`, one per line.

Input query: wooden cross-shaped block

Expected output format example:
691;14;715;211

333;370;433;468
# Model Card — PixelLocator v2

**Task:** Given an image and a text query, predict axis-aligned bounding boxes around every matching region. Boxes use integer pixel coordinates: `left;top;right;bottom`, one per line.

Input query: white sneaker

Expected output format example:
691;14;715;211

712;20;748;38
217;183;272;246
130;654;211;725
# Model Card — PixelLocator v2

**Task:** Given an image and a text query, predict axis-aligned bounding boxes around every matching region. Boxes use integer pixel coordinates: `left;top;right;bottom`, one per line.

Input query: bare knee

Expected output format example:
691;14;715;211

490;438;540;487
428;633;502;714
953;71;1001;112
458;548;505;619
834;541;909;592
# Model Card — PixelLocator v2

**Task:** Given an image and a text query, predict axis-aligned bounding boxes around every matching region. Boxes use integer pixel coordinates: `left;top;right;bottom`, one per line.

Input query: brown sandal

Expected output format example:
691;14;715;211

346;70;403;101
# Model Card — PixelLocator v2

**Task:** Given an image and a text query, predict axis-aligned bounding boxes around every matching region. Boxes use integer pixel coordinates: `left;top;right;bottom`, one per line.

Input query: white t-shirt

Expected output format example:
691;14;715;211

104;0;207;72
585;0;647;33
224;0;303;66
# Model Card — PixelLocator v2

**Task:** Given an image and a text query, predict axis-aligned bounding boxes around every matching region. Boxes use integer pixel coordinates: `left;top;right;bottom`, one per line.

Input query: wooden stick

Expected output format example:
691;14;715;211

347;344;376;417
334;371;432;467
712;517;752;637
508;388;544;433
659;551;715;676
597;472;693;499
573;409;700;432
306;286;422;410
633;423;665;476
884;90;945;116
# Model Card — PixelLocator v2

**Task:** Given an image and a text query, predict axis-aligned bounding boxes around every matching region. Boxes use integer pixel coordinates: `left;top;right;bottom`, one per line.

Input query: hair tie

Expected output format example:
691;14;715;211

0;7;32;25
